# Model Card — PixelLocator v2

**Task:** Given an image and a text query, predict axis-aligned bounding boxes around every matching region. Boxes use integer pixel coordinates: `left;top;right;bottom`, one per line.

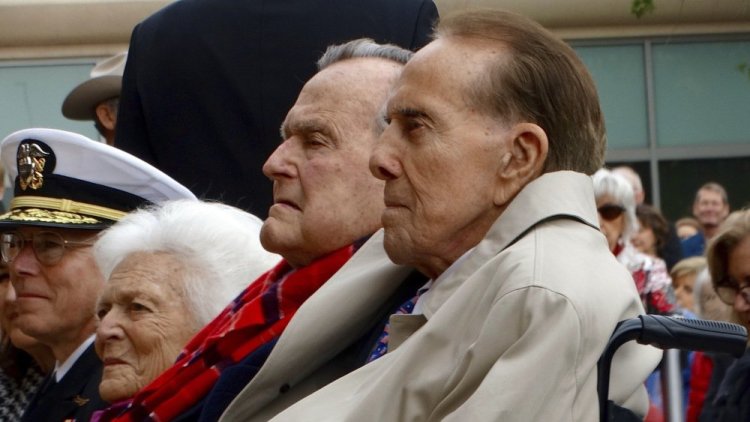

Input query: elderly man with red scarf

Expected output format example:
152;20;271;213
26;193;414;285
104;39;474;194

95;39;425;422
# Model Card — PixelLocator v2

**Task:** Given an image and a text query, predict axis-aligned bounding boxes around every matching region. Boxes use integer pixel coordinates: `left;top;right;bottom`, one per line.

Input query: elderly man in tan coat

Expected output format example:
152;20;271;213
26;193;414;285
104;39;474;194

254;9;662;422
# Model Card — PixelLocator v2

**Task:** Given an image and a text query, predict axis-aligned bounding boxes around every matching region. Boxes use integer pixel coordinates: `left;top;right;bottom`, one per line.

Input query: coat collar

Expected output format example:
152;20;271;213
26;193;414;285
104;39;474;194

226;230;413;416
421;171;599;319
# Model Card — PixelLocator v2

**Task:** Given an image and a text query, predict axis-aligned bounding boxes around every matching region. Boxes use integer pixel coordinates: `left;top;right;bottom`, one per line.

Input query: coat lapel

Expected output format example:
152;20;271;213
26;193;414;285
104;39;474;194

21;344;105;422
223;230;413;417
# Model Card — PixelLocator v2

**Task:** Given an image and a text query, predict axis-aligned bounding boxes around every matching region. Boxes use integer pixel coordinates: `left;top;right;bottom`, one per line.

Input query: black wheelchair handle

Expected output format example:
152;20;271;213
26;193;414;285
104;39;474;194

639;314;747;358
598;314;748;421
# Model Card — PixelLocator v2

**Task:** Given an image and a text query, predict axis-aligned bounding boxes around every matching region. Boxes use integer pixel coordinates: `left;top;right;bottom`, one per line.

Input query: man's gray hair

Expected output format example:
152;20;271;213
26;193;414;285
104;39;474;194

317;38;413;70
94;200;280;326
695;182;729;205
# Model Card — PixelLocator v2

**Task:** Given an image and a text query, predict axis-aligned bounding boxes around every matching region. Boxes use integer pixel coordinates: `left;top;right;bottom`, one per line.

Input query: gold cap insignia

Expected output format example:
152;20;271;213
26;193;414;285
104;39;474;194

18;142;50;191
72;395;90;407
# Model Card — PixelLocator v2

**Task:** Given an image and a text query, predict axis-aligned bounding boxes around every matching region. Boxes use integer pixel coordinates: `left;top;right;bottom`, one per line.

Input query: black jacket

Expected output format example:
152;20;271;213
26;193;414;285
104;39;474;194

21;343;106;422
700;348;750;421
115;0;439;217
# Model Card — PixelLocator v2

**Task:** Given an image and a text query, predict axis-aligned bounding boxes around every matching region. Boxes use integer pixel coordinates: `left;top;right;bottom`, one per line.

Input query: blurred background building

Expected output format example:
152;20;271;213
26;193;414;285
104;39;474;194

1;0;748;219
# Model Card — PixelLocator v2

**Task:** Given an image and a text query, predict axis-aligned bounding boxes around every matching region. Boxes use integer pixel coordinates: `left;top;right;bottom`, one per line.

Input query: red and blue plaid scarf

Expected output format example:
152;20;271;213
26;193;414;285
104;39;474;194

99;243;358;422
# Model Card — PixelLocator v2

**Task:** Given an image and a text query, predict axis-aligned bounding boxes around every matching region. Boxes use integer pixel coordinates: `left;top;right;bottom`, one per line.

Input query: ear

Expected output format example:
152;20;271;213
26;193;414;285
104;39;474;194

95;102;117;131
493;123;549;206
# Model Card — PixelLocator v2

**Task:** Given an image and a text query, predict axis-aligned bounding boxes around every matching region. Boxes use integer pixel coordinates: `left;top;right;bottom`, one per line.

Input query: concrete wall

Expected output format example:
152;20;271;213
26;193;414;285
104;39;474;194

1;0;749;59
0;0;170;59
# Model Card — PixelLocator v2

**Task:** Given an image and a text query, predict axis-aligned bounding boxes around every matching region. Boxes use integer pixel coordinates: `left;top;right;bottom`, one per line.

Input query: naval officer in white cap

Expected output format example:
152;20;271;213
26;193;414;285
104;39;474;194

0;128;195;422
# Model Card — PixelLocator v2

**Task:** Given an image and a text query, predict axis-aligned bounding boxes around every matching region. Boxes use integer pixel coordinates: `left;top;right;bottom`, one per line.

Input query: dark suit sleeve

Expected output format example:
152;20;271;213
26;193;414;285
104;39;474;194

659;223;684;271
20;345;106;422
111;0;440;217
409;0;439;50
115;23;158;165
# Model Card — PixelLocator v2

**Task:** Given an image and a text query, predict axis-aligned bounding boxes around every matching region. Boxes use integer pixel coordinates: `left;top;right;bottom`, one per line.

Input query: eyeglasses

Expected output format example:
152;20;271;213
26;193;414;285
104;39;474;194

597;204;626;221
0;231;96;266
715;279;750;306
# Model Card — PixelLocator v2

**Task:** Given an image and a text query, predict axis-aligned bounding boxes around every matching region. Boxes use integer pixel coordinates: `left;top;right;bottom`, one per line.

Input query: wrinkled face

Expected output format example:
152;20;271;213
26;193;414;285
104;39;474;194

632;223;657;256
596;195;626;252
693;189;729;230
370;38;511;278
95;252;198;402
8;227;103;349
260;58;402;267
728;236;750;328
673;272;697;312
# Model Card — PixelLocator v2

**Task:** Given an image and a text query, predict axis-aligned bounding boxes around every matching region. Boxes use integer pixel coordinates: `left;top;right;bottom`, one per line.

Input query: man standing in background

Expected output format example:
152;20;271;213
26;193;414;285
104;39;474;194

115;0;439;217
683;182;731;257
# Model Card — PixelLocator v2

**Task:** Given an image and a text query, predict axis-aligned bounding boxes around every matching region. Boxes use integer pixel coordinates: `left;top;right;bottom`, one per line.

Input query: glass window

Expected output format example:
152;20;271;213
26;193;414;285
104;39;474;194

575;44;649;150
658;156;750;221
652;40;750;147
0;61;99;142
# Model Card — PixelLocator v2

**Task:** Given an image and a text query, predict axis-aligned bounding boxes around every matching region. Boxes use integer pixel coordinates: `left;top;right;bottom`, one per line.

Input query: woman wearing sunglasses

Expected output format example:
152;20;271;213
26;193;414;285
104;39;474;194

592;168;677;315
700;209;750;421
593;168;679;419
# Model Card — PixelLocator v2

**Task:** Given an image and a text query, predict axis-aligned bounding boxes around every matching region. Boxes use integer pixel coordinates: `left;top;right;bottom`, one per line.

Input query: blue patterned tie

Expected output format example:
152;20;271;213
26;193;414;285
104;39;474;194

366;287;427;363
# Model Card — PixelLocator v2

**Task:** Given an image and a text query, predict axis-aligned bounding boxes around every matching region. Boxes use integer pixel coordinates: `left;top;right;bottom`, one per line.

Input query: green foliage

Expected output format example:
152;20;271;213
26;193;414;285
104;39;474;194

630;1;749;85
738;62;750;80
631;0;656;18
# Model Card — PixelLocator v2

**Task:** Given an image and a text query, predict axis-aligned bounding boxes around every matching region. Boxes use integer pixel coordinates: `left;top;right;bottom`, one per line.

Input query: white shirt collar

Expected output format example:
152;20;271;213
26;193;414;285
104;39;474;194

54;335;95;382
413;247;475;315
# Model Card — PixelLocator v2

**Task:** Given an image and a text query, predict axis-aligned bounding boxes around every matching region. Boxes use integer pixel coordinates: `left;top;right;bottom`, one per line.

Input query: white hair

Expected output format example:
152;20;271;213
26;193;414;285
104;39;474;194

592;168;639;242
612;166;644;202
93;200;281;326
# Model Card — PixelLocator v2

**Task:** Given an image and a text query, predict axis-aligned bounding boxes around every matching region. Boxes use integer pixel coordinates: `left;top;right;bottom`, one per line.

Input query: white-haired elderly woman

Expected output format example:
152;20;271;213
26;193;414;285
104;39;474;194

594;169;678;418
592;168;677;315
92;200;279;407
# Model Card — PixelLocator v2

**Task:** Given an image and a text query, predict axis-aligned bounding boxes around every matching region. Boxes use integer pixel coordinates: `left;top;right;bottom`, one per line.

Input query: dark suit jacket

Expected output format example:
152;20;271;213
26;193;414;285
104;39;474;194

658;222;684;271
20;343;106;422
115;0;439;218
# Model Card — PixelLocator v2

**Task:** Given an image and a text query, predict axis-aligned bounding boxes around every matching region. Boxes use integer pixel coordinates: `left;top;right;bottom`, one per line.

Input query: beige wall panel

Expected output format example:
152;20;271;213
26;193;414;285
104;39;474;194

436;0;750;37
0;0;749;59
0;0;171;59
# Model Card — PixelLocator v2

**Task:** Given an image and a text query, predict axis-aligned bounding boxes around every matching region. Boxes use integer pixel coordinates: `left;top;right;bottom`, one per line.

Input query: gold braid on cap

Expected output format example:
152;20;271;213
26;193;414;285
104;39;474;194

10;196;128;221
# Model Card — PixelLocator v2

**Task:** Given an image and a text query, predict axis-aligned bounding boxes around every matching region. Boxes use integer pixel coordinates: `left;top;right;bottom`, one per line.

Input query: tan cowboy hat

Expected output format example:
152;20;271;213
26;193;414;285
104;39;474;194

61;51;127;121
